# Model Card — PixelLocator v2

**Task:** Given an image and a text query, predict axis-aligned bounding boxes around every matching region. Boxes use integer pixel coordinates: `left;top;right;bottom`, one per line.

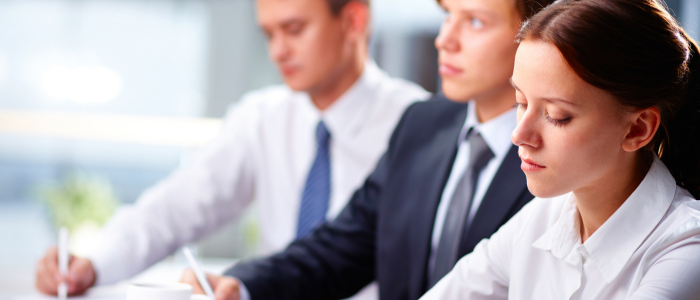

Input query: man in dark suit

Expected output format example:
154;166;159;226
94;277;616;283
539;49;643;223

179;0;555;299
226;95;533;300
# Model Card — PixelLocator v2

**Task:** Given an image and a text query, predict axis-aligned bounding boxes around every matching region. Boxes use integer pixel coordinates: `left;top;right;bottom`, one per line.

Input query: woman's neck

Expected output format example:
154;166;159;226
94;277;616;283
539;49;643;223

574;155;649;243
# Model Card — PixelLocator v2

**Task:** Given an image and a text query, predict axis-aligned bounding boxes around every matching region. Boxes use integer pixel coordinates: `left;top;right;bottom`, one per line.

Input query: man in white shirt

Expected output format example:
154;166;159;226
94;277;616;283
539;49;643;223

34;0;429;297
178;0;553;299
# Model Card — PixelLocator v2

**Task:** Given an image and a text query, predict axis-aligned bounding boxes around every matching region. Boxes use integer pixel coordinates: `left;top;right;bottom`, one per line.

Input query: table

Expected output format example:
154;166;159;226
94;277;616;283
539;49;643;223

0;258;237;300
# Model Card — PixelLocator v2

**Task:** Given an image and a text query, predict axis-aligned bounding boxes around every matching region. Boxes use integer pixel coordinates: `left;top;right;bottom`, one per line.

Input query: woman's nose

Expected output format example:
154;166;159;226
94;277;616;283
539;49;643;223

511;111;541;148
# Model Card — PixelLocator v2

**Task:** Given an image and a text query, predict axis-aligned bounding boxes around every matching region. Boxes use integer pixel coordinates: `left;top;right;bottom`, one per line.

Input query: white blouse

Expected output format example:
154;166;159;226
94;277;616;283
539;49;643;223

420;157;700;300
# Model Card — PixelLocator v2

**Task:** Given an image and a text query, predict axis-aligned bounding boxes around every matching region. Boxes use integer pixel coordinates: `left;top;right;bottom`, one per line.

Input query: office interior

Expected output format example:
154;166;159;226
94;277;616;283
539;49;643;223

0;0;697;295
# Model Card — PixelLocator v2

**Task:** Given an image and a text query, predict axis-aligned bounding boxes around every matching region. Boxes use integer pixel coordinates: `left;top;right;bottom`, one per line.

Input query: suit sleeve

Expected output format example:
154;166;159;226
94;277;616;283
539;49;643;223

419;198;544;300
223;103;419;300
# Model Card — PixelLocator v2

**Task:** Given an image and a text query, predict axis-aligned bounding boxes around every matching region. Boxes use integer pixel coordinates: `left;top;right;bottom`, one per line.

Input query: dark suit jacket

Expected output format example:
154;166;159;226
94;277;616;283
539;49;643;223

225;95;534;300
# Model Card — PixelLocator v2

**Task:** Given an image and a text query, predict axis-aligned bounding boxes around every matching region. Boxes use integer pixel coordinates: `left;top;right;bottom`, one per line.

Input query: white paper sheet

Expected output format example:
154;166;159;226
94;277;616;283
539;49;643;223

10;294;123;300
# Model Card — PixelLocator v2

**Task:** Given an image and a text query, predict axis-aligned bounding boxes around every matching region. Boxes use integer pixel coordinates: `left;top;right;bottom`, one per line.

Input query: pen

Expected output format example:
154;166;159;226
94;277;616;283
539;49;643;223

182;246;215;299
58;227;68;300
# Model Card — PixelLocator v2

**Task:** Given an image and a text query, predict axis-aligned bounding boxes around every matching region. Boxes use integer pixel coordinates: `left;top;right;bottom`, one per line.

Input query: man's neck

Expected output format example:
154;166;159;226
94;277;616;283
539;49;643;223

473;83;517;123
309;52;367;111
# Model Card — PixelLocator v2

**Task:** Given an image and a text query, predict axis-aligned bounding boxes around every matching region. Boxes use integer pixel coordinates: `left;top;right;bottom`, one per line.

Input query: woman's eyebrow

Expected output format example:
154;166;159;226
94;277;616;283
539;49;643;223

542;97;576;106
509;78;576;106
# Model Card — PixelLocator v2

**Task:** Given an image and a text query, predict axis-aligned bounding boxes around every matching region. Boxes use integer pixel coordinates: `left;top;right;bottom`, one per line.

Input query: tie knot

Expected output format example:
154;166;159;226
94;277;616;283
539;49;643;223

467;131;494;171
316;121;331;145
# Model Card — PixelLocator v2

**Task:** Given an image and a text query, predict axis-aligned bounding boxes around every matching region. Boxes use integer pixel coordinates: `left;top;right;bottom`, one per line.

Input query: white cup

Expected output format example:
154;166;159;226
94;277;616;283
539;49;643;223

126;283;194;300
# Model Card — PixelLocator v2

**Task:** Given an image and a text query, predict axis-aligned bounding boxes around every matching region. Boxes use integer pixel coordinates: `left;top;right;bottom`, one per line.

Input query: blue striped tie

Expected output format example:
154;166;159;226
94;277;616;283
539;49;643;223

296;121;331;239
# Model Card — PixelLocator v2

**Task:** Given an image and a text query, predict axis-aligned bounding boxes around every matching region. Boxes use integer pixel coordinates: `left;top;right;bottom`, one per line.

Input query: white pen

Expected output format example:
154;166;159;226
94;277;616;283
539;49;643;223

182;246;215;300
58;227;68;300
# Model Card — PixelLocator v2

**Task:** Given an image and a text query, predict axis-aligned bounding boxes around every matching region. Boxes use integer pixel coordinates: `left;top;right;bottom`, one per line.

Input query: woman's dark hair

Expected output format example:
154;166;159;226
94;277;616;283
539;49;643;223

518;0;700;198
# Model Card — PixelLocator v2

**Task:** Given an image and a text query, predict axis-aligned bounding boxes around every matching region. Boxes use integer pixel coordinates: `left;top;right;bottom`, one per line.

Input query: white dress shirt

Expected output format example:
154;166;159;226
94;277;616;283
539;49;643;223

421;156;700;300
88;61;429;291
428;101;517;273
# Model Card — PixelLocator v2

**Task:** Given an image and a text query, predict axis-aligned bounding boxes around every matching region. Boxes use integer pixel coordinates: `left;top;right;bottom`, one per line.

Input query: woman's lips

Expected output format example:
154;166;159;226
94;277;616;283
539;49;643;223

439;63;463;76
520;156;546;172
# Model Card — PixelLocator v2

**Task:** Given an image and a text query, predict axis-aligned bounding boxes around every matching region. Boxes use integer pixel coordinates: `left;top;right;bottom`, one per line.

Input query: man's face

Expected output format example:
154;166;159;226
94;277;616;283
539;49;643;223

257;0;350;92
435;0;521;102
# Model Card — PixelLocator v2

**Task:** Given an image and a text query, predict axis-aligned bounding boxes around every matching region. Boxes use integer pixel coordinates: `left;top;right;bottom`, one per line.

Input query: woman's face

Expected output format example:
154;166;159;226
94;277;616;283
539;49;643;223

510;41;634;198
435;0;522;102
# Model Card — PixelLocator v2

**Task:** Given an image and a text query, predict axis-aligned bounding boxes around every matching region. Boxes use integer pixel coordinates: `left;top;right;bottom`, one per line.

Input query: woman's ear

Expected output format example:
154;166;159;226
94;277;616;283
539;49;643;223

621;106;661;152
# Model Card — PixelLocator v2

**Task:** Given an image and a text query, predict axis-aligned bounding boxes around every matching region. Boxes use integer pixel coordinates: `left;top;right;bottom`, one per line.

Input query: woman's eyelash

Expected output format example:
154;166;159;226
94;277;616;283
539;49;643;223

545;113;572;127
514;103;571;127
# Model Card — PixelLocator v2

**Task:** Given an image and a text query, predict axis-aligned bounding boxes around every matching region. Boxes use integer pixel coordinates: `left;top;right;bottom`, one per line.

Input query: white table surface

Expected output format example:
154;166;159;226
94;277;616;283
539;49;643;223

0;257;237;300
0;203;239;300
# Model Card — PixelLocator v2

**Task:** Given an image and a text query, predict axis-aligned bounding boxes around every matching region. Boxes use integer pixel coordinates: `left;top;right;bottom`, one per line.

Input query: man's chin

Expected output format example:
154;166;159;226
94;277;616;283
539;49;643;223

442;78;482;103
440;83;474;103
282;77;313;92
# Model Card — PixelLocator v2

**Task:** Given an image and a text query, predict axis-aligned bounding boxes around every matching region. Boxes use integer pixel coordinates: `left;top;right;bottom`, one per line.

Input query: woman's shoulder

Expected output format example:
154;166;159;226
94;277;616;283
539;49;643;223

664;187;700;232
646;188;700;257
670;187;699;225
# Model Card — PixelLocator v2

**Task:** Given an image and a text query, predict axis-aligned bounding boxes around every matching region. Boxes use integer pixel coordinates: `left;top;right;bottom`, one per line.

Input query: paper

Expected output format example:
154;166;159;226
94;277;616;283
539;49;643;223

10;293;123;300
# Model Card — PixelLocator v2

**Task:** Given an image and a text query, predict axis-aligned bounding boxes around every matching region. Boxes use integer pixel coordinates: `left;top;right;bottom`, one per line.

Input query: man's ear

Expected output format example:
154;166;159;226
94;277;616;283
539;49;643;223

340;1;370;42
621;106;661;152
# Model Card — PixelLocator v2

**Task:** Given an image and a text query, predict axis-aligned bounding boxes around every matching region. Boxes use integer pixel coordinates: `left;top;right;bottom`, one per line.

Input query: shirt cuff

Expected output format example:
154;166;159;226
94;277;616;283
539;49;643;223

236;278;251;300
88;249;128;286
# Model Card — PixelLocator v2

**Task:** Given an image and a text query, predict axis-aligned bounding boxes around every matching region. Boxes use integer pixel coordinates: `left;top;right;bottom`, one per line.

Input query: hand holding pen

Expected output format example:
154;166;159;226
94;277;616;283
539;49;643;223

179;247;242;300
35;228;97;297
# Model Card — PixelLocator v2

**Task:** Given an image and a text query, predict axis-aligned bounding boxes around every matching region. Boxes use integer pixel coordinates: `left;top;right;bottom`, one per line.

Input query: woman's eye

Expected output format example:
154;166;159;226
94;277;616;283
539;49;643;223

514;103;527;110
470;18;484;29
545;112;572;127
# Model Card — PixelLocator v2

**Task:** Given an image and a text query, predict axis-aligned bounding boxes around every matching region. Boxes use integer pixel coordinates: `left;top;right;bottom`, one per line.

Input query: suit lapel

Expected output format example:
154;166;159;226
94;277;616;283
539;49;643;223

458;145;529;256
406;103;467;299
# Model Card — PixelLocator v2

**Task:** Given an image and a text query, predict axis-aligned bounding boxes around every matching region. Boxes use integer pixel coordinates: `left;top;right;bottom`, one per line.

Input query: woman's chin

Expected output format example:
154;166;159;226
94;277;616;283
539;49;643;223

526;179;568;199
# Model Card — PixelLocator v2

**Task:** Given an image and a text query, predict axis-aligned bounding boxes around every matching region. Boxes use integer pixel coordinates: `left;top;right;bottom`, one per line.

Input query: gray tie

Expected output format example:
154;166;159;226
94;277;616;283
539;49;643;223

429;130;494;287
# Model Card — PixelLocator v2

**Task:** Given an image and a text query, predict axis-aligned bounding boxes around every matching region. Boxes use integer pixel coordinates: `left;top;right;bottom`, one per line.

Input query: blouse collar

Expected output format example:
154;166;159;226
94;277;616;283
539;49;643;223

533;156;677;282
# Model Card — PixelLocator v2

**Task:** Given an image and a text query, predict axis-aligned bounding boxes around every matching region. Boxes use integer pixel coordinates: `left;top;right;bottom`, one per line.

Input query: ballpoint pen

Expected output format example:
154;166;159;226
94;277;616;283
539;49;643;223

182;246;215;300
58;227;68;300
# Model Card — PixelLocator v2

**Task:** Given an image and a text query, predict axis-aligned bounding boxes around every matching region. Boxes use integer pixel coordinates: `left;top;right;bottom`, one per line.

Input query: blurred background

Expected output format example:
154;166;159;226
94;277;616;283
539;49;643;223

0;0;697;294
0;0;447;293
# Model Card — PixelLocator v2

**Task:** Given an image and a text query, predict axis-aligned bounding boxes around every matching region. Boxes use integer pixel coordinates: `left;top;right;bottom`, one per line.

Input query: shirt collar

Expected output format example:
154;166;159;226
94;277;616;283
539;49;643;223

533;156;677;282
296;60;386;139
459;101;517;159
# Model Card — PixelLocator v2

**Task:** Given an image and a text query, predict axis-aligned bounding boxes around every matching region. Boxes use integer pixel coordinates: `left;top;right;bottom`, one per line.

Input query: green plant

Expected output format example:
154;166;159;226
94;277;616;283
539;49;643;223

39;173;119;232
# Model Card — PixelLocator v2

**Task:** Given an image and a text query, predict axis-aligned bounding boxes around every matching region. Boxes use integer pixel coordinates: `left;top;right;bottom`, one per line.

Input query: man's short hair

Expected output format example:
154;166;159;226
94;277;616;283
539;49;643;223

435;0;554;20
327;0;370;16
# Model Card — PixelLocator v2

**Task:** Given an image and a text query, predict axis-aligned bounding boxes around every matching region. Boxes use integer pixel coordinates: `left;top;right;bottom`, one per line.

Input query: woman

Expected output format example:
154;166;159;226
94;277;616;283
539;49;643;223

421;0;700;299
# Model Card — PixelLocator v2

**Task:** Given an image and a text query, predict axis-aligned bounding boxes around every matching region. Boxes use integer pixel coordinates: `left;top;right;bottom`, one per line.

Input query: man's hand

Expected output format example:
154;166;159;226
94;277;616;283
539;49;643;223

179;269;241;300
35;247;97;296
